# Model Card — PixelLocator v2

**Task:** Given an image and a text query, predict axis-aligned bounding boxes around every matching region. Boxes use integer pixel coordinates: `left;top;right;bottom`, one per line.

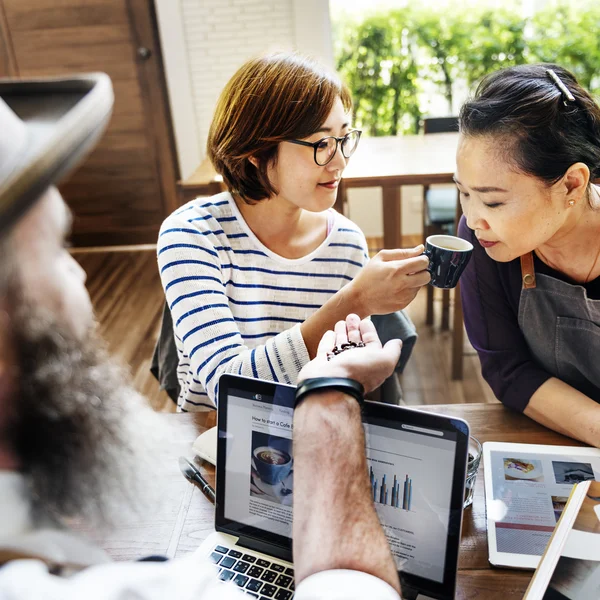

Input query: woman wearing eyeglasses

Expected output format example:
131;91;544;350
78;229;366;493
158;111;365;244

158;52;429;411
456;64;600;446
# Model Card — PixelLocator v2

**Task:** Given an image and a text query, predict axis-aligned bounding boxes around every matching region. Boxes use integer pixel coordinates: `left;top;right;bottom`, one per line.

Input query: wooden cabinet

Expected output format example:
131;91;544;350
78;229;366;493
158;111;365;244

0;0;179;246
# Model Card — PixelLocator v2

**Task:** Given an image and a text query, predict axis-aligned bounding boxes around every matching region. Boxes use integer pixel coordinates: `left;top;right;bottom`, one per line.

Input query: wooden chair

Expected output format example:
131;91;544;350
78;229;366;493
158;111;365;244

421;116;465;379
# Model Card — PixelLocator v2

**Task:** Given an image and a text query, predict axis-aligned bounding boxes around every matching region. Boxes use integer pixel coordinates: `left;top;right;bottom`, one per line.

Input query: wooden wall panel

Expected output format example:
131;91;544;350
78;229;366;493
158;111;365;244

1;0;179;246
6;2;123;30
0;1;17;77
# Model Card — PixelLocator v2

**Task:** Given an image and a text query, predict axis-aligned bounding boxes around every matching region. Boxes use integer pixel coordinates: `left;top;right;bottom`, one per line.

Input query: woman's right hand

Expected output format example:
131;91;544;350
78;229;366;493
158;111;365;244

349;245;430;315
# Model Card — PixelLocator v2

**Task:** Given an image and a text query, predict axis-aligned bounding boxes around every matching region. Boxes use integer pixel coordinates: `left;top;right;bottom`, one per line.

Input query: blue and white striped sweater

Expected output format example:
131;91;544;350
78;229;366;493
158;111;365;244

157;192;369;412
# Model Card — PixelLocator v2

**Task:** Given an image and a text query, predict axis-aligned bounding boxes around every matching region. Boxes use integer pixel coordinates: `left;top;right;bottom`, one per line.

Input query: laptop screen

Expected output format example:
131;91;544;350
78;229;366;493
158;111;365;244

217;375;468;599
221;382;296;540
364;417;458;584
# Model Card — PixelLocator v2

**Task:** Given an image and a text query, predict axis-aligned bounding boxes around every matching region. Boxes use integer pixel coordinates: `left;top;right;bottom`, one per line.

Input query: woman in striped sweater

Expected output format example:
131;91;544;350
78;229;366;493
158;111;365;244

158;52;430;411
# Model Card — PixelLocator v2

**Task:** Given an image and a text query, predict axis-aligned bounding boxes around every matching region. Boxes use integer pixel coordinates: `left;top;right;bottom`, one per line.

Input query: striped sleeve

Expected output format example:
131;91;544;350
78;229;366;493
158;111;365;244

157;216;310;407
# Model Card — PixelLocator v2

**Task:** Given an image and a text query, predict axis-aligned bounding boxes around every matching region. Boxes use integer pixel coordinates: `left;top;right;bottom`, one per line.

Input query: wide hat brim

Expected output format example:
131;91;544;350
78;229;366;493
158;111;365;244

0;73;114;236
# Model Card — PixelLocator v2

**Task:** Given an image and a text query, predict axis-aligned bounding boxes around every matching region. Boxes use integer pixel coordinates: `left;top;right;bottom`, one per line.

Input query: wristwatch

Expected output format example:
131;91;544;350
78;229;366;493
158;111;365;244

295;377;364;409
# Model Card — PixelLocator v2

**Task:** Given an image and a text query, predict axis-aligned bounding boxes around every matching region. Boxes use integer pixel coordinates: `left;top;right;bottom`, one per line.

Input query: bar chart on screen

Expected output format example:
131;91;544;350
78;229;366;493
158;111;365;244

370;466;415;511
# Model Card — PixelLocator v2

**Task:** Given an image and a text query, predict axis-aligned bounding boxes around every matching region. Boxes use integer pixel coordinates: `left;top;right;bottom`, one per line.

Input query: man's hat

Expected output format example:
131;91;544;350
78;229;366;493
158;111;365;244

0;73;114;236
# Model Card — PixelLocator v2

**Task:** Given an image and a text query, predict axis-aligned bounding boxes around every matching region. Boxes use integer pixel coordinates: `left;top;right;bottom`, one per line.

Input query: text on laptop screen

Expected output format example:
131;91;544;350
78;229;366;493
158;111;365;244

223;388;458;583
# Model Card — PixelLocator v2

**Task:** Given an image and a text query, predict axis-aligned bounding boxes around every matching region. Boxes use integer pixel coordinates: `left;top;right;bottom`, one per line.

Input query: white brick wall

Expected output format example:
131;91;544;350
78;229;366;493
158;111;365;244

181;0;296;159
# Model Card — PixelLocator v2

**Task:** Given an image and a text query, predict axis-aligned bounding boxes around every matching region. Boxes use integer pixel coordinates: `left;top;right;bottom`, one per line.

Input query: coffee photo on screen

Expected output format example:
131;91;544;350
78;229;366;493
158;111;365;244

250;431;293;506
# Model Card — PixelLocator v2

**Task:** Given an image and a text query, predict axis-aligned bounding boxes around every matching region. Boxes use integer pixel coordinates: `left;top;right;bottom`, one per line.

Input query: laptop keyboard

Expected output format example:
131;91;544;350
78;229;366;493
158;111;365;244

210;544;295;599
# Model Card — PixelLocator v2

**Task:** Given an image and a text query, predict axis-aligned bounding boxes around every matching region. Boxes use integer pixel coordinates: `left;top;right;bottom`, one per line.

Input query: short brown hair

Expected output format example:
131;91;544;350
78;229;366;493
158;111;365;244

207;52;352;203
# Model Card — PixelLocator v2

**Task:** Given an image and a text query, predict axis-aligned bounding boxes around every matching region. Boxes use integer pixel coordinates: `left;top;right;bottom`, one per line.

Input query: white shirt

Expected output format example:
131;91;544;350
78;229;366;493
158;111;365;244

157;193;369;411
0;473;400;600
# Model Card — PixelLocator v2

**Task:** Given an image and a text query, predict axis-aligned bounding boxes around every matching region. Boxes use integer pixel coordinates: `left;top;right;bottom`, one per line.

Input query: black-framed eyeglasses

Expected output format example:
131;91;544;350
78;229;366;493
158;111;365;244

287;130;362;166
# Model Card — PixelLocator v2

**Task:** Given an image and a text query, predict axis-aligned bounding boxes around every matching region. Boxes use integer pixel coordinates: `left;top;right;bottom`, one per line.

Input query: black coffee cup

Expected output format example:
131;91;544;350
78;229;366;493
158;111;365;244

424;234;473;289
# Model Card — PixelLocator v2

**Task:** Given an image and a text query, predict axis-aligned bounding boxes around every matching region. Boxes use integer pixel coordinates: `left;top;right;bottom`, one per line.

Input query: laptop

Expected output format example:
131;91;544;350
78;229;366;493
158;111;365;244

197;374;470;600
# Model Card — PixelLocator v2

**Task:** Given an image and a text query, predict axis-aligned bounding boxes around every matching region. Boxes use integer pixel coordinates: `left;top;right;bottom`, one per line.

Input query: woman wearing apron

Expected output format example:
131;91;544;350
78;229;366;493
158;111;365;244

456;64;600;447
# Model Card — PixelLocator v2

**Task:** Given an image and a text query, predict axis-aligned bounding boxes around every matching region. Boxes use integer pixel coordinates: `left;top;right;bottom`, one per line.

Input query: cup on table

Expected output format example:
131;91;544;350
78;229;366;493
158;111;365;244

464;435;482;509
424;234;473;289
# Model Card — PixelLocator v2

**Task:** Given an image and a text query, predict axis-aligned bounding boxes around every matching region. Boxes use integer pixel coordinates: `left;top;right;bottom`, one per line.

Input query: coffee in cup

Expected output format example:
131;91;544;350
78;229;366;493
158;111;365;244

253;446;292;485
424;234;473;289
256;449;288;465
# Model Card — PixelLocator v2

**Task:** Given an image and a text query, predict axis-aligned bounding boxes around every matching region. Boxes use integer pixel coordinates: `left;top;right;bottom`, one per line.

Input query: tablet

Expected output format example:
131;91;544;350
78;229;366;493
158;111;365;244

483;441;600;569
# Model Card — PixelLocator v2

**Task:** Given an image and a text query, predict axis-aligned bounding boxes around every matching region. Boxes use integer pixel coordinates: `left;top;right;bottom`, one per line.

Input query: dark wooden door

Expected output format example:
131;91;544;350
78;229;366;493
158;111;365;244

0;0;179;246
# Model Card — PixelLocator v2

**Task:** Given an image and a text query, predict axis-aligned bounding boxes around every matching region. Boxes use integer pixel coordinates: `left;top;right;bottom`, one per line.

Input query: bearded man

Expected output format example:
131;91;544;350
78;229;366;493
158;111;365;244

0;74;402;599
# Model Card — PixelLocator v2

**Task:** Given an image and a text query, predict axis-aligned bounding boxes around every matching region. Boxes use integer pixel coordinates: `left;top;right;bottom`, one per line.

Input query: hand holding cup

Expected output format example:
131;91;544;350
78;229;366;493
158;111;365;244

349;246;430;315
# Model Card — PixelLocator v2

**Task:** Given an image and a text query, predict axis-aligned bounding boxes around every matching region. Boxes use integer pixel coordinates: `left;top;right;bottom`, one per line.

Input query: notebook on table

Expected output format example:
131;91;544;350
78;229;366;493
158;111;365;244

193;426;217;465
196;374;470;600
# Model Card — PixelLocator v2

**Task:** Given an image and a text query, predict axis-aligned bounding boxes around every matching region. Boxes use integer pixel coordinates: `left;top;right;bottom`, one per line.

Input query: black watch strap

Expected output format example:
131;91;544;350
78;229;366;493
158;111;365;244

295;377;364;409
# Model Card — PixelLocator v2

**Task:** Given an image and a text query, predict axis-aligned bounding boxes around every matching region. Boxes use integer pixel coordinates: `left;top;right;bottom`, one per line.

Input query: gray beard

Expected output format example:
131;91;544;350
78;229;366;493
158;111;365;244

7;306;180;531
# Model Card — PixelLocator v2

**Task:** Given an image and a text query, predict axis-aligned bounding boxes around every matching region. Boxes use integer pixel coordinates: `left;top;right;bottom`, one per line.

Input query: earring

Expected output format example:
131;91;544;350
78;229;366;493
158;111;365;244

568;200;575;206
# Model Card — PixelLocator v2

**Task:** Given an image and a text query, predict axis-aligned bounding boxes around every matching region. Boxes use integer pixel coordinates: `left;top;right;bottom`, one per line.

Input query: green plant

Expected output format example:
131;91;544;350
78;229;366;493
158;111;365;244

528;2;600;94
411;9;470;114
335;10;421;135
333;0;600;137
461;7;528;86
408;5;528;112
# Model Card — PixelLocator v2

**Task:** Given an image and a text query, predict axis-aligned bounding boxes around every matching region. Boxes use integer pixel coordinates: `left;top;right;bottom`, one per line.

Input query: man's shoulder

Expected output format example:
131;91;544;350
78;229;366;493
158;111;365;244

0;549;223;598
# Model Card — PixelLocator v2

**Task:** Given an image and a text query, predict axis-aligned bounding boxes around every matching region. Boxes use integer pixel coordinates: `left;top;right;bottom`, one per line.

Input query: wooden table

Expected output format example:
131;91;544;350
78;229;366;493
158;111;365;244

89;404;585;599
338;133;459;250
177;134;459;252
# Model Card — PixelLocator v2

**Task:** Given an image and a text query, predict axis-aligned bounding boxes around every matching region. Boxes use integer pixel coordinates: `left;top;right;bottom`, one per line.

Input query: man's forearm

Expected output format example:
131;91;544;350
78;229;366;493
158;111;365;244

525;378;600;447
292;390;400;593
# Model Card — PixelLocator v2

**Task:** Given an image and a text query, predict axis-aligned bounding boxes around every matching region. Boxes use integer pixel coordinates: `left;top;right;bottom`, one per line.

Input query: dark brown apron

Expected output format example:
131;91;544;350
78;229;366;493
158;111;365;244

518;252;600;400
